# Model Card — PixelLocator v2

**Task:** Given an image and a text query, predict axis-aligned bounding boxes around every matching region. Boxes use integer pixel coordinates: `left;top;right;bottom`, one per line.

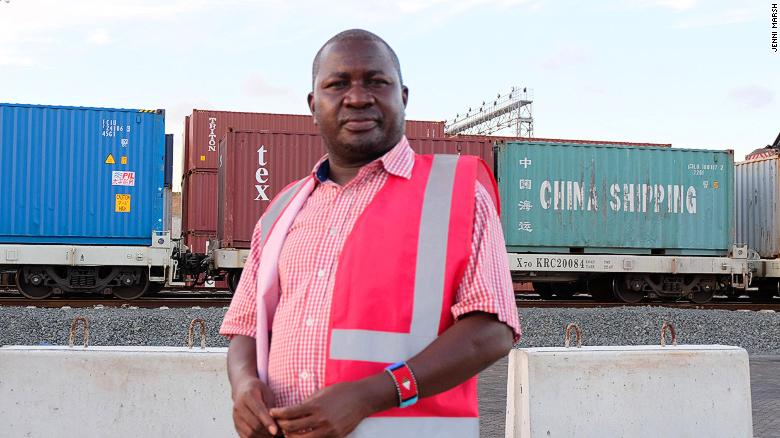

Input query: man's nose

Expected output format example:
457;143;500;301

343;84;374;108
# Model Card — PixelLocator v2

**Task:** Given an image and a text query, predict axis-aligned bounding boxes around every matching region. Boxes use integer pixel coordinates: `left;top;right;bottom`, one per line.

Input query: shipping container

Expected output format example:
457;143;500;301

406;136;494;165
735;157;780;258
218;131;325;248
181;169;218;238
497;141;734;255
213;132;496;249
451;134;671;148
184;108;445;171
0;103;166;246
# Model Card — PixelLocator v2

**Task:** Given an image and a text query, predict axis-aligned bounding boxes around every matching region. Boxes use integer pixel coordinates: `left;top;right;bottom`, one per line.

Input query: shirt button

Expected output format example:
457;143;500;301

317;269;326;278
329;226;338;236
299;371;309;380
305;318;314;327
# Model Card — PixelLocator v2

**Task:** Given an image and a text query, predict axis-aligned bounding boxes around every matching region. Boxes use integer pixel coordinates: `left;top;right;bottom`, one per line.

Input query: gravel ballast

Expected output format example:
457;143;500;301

0;305;778;354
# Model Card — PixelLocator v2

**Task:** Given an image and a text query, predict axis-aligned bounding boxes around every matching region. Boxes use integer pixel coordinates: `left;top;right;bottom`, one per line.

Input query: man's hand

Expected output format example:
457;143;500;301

232;376;279;438
270;374;394;438
227;335;280;438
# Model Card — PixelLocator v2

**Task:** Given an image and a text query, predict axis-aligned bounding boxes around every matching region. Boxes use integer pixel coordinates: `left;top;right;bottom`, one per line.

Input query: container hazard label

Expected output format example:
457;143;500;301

111;171;135;186
115;194;131;213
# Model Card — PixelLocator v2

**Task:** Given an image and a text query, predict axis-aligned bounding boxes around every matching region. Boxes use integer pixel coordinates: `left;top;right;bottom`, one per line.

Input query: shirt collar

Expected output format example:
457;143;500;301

312;136;414;183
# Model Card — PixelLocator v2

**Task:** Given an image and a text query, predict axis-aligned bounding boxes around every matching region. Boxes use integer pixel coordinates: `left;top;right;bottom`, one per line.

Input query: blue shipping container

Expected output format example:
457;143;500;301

0;103;166;245
497;141;734;255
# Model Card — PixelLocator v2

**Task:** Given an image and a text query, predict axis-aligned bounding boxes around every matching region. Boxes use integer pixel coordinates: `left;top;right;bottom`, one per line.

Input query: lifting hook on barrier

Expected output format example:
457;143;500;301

68;316;90;348
564;323;582;348
187;319;207;349
660;321;678;347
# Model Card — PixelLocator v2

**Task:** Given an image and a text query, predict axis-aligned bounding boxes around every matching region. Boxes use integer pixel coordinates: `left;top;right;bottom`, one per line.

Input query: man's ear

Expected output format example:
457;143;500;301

401;85;409;109
307;92;317;124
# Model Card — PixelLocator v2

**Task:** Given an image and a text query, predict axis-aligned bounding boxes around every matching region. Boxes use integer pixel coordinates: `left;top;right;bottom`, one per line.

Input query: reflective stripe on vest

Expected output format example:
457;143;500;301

350;417;479;438
259;178;309;247
329;154;459;363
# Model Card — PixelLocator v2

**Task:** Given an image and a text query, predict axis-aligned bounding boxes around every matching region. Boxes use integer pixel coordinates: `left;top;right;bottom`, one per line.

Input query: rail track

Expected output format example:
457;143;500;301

515;295;780;311
0;289;233;308
1;289;778;311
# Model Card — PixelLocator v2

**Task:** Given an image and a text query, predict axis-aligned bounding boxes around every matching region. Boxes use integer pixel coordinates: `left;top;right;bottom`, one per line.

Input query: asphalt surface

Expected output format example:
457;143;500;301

478;354;780;437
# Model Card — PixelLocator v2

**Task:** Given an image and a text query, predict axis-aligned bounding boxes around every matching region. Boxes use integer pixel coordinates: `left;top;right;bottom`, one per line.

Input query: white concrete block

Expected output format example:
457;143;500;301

506;345;753;438
0;346;234;438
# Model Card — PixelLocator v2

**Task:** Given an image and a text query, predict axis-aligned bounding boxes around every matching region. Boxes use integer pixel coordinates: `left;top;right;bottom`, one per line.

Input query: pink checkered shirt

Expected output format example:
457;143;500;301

220;136;521;407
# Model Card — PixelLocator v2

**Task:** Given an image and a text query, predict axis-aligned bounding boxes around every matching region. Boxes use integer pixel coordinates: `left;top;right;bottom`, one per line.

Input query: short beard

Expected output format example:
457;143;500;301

331;120;404;164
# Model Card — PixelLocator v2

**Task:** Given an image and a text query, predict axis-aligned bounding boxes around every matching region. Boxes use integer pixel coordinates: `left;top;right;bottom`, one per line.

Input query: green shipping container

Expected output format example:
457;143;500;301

497;142;734;255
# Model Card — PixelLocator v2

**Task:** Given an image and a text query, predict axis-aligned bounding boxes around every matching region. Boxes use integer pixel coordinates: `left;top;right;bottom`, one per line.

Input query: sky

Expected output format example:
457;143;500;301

1;0;778;191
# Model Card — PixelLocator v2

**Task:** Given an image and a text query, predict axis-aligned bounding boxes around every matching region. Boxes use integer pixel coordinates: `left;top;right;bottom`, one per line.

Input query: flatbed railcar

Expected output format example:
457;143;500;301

0;102;771;303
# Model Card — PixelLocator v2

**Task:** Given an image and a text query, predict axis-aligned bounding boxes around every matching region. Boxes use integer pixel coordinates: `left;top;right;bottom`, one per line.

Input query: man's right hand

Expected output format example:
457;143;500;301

227;335;279;438
232;375;279;438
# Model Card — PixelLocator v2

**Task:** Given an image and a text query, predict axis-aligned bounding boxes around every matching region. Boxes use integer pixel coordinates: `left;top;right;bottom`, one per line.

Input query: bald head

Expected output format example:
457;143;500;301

311;29;403;88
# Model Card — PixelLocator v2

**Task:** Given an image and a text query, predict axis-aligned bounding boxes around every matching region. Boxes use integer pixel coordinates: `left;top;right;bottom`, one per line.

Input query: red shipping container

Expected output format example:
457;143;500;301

216;131;495;249
218;131;326;248
406;136;494;165
450;134;671;148
184;108;445;172
181;169;218;236
184;231;216;254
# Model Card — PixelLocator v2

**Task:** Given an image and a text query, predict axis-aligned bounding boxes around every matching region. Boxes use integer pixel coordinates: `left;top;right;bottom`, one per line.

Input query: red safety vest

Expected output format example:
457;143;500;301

257;154;499;438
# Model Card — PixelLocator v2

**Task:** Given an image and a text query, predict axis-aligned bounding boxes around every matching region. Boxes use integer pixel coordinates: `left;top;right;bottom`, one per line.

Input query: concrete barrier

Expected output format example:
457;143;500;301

506;344;753;437
0;345;234;437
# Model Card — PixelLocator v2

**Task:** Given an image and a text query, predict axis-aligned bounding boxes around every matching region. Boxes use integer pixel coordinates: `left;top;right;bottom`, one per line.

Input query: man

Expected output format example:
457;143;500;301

220;29;520;438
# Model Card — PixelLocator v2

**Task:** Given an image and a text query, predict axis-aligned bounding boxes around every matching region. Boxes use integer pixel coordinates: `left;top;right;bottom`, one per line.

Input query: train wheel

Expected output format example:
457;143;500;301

587;278;615;301
613;277;644;303
146;282;165;295
532;282;554;300
227;271;242;294
751;281;778;303
112;270;149;300
16;267;53;299
553;283;580;299
689;289;714;304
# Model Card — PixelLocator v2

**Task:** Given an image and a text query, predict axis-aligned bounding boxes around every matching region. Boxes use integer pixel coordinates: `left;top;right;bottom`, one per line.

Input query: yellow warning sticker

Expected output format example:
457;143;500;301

120;156;127;165
115;194;131;213
200;155;206;161
713;181;719;189
105;153;115;164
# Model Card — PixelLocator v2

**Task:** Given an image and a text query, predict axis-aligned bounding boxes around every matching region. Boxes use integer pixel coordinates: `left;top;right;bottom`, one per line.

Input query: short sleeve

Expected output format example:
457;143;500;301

219;219;263;339
450;181;521;343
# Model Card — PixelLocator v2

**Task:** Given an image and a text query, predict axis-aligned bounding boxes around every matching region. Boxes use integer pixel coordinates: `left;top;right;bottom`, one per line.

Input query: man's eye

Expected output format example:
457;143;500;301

326;80;348;88
369;78;389;86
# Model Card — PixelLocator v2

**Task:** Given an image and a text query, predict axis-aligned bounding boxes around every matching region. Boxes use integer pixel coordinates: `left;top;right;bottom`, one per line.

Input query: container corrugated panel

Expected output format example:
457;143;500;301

184;231;216;255
218;131;326;248
407;136;494;164
0;103;166;245
184;108;446;172
735;157;780;258
497;141;734;255
164;134;173;188
186;110;317;171
215;132;496;249
405;120;445;138
181;169;217;235
450;134;671;148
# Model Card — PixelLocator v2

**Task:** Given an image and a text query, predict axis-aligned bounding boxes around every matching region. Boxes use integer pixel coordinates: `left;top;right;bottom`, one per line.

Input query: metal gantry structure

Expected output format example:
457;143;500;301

444;86;534;137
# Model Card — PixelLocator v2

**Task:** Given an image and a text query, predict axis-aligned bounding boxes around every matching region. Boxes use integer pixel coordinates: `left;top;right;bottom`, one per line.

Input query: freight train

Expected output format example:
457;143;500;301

0;102;774;303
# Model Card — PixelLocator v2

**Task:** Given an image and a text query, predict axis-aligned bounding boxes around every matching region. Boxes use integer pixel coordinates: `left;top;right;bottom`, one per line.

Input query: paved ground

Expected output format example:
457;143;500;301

478;354;779;437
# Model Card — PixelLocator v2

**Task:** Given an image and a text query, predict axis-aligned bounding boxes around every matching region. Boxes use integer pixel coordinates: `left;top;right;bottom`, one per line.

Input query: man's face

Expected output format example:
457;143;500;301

308;39;408;162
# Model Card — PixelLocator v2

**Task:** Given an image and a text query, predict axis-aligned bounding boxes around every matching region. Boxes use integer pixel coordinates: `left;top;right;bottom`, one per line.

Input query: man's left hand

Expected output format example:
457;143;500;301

269;378;386;438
